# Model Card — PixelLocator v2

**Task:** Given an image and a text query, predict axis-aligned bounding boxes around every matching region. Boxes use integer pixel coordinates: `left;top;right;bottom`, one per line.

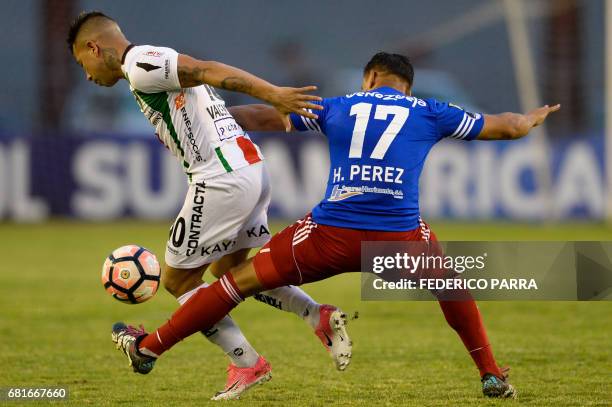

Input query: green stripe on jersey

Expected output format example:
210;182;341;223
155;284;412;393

134;90;189;169
215;147;233;172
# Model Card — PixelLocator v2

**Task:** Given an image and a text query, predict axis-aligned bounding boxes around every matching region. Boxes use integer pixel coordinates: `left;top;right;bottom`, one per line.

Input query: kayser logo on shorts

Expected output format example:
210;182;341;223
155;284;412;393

186;227;270;257
197;239;237;257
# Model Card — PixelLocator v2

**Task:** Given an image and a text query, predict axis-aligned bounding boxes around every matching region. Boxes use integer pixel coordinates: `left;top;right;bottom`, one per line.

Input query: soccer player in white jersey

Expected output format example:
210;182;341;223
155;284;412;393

67;11;352;400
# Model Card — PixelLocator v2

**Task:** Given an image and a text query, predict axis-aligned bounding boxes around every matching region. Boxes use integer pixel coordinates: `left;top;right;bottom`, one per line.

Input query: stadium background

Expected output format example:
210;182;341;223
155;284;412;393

0;1;610;406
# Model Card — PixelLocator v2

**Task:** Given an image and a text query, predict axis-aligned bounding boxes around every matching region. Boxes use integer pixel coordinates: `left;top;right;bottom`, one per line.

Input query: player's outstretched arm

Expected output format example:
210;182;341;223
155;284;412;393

477;104;561;140
177;54;321;130
229;104;287;132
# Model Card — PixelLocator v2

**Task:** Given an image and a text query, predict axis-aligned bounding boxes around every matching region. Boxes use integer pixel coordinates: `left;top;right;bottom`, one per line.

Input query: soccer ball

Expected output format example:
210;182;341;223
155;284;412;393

101;245;161;304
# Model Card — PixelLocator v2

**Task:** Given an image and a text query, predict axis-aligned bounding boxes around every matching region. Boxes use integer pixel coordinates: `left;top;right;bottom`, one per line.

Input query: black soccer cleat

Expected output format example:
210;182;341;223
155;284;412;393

111;322;157;374
481;367;516;398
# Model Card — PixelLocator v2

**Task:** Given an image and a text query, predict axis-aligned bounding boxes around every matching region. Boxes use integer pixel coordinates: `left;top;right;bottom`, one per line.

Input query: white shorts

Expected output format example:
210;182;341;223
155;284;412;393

165;162;271;269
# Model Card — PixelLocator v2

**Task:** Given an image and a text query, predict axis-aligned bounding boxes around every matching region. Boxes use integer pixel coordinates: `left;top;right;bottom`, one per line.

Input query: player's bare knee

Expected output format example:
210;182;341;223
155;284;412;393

162;265;196;297
210;249;251;280
230;258;263;297
162;272;183;297
209;263;225;280
164;263;209;298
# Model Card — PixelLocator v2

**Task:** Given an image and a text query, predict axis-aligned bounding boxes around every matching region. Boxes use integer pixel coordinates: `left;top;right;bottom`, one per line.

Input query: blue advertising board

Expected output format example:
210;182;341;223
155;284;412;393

0;132;605;222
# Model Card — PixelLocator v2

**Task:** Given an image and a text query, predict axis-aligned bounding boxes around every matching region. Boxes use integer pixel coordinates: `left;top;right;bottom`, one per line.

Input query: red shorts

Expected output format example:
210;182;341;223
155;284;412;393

253;213;440;289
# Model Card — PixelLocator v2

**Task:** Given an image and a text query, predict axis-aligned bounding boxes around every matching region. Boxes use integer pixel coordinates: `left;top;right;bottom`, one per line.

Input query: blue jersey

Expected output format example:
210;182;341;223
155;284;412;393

289;86;484;231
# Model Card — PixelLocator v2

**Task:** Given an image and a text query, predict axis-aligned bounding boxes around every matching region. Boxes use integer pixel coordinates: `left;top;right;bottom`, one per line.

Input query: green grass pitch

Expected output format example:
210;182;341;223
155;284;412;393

0;221;610;406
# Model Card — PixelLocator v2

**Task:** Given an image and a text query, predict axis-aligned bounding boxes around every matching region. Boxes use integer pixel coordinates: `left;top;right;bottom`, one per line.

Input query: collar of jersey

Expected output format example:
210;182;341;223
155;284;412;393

121;43;135;65
120;44;136;79
370;86;406;95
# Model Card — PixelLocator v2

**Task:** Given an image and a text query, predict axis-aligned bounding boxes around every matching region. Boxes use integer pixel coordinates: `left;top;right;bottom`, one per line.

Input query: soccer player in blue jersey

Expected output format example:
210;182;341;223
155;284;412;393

113;52;559;399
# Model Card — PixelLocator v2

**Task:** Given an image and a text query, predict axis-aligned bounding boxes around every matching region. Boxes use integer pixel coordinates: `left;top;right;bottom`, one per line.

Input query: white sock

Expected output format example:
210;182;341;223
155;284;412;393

177;282;260;368
254;285;321;329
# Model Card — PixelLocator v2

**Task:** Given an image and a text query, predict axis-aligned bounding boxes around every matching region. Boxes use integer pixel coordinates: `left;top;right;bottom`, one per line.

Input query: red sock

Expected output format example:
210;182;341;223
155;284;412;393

438;299;503;378
139;274;244;357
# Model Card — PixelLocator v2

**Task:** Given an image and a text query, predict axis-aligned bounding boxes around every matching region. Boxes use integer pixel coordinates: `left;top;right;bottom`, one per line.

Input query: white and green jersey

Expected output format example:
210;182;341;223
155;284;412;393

121;44;263;183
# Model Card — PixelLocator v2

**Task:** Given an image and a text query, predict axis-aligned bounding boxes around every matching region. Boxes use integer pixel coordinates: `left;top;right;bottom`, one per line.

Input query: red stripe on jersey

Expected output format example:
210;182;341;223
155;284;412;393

236;136;261;164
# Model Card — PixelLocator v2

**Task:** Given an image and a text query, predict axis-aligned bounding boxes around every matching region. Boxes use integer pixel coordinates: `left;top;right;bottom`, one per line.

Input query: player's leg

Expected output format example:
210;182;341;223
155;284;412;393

161;262;262;370
437;297;515;398
414;222;515;398
164;260;272;402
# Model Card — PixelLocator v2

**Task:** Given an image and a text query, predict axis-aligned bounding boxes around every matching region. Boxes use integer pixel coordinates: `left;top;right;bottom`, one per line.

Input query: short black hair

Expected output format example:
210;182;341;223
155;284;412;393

363;52;414;87
67;11;115;54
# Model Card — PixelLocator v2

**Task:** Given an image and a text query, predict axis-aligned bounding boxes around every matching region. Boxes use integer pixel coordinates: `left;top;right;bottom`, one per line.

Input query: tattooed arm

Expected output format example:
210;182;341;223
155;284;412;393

177;54;259;92
228;104;286;132
177;54;322;130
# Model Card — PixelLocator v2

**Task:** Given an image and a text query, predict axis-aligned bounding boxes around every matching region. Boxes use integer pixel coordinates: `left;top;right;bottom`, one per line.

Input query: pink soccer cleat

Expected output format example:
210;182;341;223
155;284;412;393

211;356;272;400
314;305;353;371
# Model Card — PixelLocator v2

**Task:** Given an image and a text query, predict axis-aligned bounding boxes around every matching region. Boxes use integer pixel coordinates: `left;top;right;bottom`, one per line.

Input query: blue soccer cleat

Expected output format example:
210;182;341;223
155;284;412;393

481;367;516;398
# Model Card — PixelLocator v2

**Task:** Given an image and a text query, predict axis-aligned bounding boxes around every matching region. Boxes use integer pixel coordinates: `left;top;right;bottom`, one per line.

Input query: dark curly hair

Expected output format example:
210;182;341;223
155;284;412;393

364;52;414;87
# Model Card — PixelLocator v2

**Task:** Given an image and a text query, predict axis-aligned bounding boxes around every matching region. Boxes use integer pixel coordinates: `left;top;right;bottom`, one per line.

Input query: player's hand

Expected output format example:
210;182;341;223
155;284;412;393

526;104;561;128
268;86;323;132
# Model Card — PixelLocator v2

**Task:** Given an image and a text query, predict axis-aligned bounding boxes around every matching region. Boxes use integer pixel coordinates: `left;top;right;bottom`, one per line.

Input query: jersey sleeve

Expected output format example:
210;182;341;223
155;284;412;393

126;47;181;93
433;100;484;141
289;99;327;133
